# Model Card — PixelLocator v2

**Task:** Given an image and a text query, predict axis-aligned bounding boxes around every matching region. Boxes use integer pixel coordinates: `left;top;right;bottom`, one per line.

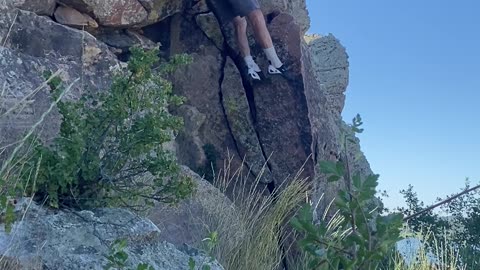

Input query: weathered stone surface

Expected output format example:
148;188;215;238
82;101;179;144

0;199;224;270
247;13;315;187
58;0;148;27
306;34;349;119
167;14;247;177
302;34;373;214
174;105;208;170
138;0;187;25
11;0;56;16
96;29;159;55
0;8;119;149
195;12;224;49
285;0;310;33
149;166;241;247
221;58;273;184
167;8;359;194
54;5;98;28
189;0;209;15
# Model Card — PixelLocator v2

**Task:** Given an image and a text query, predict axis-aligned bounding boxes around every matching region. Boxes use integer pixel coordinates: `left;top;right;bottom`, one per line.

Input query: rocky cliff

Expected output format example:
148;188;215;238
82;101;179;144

0;0;372;268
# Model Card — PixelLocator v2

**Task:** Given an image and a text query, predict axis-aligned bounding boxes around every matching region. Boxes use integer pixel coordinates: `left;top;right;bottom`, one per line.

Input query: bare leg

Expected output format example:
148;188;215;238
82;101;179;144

233;16;250;58
233;16;261;79
245;9;273;49
246;9;283;70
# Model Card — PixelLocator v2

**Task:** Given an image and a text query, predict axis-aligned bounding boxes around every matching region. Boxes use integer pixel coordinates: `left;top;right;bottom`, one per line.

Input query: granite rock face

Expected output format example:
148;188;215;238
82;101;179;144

11;0;57;16
1;0;373;259
54;5;98;29
0;199;224;270
57;0;148;27
149;166;241;247
0;8;119;148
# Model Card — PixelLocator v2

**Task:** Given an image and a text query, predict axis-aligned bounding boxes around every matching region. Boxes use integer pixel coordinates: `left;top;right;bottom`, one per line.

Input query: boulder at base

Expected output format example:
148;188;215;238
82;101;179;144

0;199;224;270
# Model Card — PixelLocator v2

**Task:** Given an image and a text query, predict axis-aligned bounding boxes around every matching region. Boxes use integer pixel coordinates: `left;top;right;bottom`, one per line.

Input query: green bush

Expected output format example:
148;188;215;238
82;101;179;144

399;181;480;268
291;115;404;270
17;47;194;210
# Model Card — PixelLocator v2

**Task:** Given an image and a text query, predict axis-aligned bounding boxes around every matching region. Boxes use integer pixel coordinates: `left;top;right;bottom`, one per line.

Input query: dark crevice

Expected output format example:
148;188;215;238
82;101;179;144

222;43;275;177
313;138;319;164
267;181;275;194
205;7;292;269
217;48;256;179
204;4;275;189
266;11;281;24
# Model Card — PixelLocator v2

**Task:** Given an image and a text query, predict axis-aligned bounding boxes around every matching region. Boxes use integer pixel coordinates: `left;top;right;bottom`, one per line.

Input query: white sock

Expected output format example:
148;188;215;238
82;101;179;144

263;47;283;68
244;55;260;71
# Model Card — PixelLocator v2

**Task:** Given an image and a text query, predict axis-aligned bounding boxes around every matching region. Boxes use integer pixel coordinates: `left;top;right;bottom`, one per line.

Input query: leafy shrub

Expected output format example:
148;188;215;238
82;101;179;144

399;181;480;268
16;47;194;210
291;115;404;270
398;185;449;238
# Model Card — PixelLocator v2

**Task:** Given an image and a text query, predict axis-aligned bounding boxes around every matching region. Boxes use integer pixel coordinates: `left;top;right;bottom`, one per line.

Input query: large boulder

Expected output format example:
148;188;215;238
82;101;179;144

160;8;354;194
161;14;251;182
149;166;241;247
0;8;119;150
258;0;310;33
167;8;373;209
10;0;56;16
244;13;316;187
306;34;349;120
0;199;224;269
54;5;98;29
57;0;148;27
138;0;188;25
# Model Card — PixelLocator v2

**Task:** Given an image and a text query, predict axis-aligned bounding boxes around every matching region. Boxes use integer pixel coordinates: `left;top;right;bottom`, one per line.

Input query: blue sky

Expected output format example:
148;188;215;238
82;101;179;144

306;0;480;209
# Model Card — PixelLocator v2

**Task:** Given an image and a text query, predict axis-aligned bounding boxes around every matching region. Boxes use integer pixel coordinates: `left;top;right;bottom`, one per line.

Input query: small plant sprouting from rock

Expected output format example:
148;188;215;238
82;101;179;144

189;231;219;270
104;239;154;270
291;114;404;270
16;47;194;210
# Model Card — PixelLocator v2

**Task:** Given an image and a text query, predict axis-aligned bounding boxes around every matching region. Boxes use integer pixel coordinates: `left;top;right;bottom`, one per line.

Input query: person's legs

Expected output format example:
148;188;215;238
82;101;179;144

246;9;283;70
233;16;261;80
226;0;284;74
233;16;250;58
245;9;272;49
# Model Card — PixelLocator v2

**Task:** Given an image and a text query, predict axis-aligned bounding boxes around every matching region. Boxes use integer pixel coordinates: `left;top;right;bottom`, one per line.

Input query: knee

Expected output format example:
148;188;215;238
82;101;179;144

233;17;247;33
247;9;264;25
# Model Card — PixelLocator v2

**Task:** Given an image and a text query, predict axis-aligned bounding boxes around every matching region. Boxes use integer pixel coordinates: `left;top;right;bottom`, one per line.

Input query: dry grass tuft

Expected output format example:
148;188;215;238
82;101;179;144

192;156;310;270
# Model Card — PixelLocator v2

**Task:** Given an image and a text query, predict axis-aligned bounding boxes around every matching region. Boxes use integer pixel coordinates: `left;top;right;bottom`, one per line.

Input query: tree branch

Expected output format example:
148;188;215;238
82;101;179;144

404;184;480;221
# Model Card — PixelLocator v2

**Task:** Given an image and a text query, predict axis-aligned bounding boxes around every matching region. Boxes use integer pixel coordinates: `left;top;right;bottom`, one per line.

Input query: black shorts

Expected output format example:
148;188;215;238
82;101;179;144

216;0;260;23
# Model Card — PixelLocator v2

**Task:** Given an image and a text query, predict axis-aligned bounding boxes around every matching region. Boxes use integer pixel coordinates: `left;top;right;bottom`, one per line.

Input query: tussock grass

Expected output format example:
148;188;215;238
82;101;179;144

0;71;73;269
195;155;310;270
390;230;467;270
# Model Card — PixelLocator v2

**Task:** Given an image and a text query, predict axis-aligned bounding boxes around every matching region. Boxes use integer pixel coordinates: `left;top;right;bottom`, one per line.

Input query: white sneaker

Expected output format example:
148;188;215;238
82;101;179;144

247;62;262;80
268;61;287;75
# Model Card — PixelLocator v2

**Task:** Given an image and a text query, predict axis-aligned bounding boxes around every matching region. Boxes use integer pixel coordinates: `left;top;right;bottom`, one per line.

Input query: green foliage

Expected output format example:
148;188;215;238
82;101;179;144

399;181;480;268
291;114;404;269
0;197;16;233
104;239;154;270
398;185;449;236
17;47;194;210
189;231;219;270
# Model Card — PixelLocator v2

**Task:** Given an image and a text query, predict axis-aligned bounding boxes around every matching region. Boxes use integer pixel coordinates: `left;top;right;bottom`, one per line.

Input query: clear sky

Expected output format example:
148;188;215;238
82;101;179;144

306;0;480;209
